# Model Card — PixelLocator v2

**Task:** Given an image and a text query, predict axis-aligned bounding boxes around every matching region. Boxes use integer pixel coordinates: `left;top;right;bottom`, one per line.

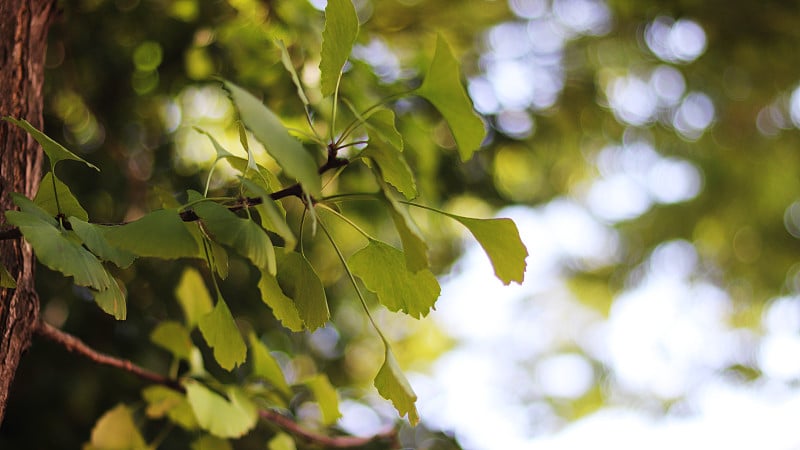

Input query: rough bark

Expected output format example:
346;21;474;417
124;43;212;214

0;0;56;423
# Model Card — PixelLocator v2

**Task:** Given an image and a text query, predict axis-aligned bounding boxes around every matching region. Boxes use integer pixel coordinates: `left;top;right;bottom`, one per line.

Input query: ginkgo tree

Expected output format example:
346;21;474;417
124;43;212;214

1;0;526;448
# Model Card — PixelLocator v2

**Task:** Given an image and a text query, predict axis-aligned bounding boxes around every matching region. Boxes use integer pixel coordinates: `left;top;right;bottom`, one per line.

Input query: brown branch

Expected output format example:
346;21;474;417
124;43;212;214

35;320;399;449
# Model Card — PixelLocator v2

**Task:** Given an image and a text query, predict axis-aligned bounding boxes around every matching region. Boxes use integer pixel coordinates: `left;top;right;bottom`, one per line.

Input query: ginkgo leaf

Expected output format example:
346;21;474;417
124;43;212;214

84;404;148;450
70;218;136;268
222;81;322;197
365;108;403;151
185;381;258;439
258;268;304;332
104;209;200;259
5;209;111;291
385;198;428;272
92;276;127;320
319;0;359;97
349;240;440;318
175;267;214;328
35;171;89;221
304;374;342;425
142;385;199;430
193;200;276;275
274;251;329;330
416;35;486;161
248;333;291;397
191;435;232;450
0;263;16;288
208;239;229;280
268;432;296;450
361;144;417;200
151;321;193;361
198;297;247;371
277;40;310;107
11;192;58;224
241;179;296;251
4;117;99;171
374;347;418;425
447;215;528;285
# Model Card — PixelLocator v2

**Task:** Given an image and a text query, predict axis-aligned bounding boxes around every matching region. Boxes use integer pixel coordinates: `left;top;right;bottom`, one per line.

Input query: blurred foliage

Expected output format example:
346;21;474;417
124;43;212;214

3;0;800;448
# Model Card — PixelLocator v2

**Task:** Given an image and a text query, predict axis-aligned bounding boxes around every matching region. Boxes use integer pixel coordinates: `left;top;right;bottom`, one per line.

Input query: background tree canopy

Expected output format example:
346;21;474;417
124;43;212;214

2;0;800;448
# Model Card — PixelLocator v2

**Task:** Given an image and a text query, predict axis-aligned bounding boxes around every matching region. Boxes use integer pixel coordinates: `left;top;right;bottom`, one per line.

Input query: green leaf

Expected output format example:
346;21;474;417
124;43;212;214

0;263;16;288
222;81;322;197
277;40;311;107
416;35;486;161
83;404;148;450
268;432;296;450
151;321;193;361
70;218;136;268
191;435;232;450
361;144;417;200
104;209;200;259
257;268;304;332
275;251;329;330
185;381;258;439
92;276;127;320
304;374;342;425
175;267;214;328
6;210;111;291
11;192;58;225
242;179;296;251
349;240;440;318
248;333;291;397
142;385;199;430
193;200;276;274
374;347;419;425
198;298;247;371
4;117;99;171
385;199;428;272
319;0;359;97
448;215;527;285
35;171;89;221
365;108;403;151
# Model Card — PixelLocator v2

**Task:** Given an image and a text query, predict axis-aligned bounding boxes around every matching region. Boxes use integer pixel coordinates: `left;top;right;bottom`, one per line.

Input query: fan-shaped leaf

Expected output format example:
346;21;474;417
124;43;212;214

222;81;322;197
175;268;214;328
104;209;200;259
4;117;99;171
304;374;342;425
248;333;291;397
416;35;486;161
258;269;303;332
242;179;296;251
70;218;136;268
268;433;296;450
185;381;257;439
191;435;232;450
151;321;193;361
448;215;527;285
92;276;127;320
278;40;310;107
198;298;247;371
274;251;329;330
349;240;439;318
319;0;359;97
142;385;198;430
366;108;403;151
374;347;418;425
362;144;417;200
35;172;89;221
385;199;428;272
84;404;147;450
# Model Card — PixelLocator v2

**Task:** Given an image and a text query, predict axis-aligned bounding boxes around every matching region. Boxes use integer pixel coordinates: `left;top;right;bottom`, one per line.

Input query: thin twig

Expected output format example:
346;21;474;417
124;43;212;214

35;320;399;449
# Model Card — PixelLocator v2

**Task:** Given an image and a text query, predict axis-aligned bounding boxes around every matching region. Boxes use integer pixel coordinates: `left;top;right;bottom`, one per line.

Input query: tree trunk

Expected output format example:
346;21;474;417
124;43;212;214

0;0;55;423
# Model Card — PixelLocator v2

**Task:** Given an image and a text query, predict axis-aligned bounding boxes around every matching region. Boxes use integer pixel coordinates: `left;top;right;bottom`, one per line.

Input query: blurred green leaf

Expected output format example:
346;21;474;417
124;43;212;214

222;80;322;197
91;276;127;320
175;267;214;329
275;251;329;330
70;218;136;268
268;432;296;450
103;209;200;259
258;268;304;332
151;321;193;361
198;297;247;371
361;144;417;200
208;239;229;280
83;404;148;450
349;239;439;318
319;0;359;97
365;108;403;151
416;35;486;161
0;263;16;288
277;40;311;107
191;435;232;450
242;179;297;251
4;117;99;171
374;347;418;425
193;199;276;275
248;333;292;397
35;172;88;221
142;385;198;430
185;381;258;439
448;215;527;285
304;374;342;425
386;198;429;272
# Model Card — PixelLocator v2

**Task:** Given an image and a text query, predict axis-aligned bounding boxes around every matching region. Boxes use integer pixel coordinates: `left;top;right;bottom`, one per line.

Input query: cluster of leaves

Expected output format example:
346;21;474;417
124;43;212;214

2;0;527;447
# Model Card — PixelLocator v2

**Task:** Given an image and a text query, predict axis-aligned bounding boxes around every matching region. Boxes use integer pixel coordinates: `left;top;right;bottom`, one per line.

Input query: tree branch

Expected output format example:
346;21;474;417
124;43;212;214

34;320;398;449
